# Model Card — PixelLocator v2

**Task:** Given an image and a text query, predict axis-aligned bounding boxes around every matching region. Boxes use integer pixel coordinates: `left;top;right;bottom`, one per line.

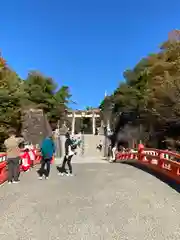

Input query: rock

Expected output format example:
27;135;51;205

21;109;52;145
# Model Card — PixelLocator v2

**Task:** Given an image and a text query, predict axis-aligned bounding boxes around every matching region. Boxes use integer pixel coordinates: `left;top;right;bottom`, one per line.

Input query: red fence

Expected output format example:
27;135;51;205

0;153;8;184
116;145;180;184
0;150;41;185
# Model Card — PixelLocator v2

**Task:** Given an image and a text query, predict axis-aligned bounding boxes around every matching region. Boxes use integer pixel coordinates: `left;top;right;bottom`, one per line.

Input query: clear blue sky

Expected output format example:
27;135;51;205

1;0;180;109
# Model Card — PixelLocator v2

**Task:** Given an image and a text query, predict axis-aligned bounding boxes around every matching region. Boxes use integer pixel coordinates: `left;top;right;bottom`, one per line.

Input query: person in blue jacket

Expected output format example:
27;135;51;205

37;134;55;180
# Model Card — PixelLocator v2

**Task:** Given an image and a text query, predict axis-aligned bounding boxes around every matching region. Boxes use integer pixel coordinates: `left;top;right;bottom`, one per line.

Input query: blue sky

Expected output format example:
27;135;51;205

1;0;180;109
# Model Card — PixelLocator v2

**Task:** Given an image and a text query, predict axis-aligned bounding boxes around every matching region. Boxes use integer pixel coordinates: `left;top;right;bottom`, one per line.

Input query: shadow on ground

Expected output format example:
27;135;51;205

116;161;180;194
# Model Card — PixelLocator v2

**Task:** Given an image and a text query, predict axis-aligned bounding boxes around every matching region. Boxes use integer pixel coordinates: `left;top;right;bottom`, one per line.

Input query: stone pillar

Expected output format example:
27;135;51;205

54;122;68;165
98;120;105;135
103;134;111;159
56;135;66;165
54;129;61;159
107;119;110;132
92;114;96;135
71;112;75;135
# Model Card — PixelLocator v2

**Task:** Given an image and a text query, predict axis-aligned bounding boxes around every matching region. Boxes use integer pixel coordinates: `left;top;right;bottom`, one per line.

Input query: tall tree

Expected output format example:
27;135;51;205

0;53;72;149
49;86;71;127
24;71;57;111
0;62;23;149
102;37;180;148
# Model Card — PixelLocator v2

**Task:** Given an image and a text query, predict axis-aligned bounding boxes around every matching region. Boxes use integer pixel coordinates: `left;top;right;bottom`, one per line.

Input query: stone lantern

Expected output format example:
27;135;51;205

101;96;113;158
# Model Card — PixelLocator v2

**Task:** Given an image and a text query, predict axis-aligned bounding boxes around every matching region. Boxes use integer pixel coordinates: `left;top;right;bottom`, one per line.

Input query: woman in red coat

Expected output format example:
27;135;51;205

20;149;31;172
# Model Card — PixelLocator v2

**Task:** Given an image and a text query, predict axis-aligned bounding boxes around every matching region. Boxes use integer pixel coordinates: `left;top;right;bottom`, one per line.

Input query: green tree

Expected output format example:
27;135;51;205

0;65;23;149
0;53;72;149
85;106;93;110
102;37;180;148
49;86;71;127
24;71;57;111
24;71;72;128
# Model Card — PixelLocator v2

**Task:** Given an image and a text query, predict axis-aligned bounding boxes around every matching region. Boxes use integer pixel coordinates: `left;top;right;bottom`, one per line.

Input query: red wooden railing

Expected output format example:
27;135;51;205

0;150;42;185
0;153;8;184
116;144;180;184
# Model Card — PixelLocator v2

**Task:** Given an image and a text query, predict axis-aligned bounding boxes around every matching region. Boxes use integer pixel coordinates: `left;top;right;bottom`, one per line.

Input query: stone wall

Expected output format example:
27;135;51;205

21;109;52;145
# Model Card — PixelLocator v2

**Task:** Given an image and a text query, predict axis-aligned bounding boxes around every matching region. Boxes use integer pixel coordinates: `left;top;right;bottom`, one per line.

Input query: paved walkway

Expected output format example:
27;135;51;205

0;162;180;240
56;155;108;164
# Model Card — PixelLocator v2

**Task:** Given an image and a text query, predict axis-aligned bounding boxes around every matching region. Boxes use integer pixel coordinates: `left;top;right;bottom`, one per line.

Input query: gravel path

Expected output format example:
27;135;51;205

0;162;179;240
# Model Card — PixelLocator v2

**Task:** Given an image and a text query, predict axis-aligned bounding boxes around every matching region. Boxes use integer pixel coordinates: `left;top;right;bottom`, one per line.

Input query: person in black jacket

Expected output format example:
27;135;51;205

60;132;74;176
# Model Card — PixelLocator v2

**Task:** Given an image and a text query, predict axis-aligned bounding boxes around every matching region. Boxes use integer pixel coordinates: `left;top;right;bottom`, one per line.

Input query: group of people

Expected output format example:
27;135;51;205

4;129;80;184
38;132;81;178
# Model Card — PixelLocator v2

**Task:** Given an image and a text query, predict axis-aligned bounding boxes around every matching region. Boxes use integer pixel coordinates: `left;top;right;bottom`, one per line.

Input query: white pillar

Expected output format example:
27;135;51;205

107;119;110;133
92;115;96;135
71;113;75;135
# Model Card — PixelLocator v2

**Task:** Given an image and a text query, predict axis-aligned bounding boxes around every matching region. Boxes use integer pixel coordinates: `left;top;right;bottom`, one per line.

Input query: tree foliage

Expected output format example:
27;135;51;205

102;39;180;149
0;53;71;149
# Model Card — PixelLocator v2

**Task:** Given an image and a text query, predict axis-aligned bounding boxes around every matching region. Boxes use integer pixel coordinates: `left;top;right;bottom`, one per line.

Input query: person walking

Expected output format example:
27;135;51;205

4;129;24;184
37;134;55;180
61;132;74;176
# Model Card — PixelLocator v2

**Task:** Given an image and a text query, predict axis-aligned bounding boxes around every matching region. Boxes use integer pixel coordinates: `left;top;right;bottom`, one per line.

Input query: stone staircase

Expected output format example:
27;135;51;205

72;134;106;163
55;134;107;164
81;134;104;157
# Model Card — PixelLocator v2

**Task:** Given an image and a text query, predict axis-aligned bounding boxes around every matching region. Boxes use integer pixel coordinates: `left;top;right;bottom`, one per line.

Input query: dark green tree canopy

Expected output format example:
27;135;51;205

0;54;72;150
101;37;180;149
